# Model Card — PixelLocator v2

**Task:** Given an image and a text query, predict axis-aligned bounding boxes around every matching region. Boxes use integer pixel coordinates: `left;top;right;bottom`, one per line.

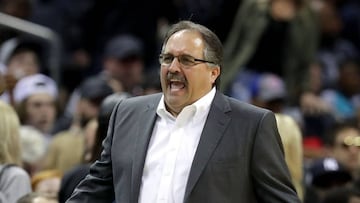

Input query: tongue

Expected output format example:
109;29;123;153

170;82;185;91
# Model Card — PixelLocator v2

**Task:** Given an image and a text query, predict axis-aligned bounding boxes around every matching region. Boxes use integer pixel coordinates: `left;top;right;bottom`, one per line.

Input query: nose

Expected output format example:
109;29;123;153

167;57;182;72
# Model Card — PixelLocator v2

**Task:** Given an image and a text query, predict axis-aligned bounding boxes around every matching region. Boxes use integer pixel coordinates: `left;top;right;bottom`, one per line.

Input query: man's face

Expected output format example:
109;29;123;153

332;128;360;172
104;57;143;93
160;30;220;116
25;93;56;134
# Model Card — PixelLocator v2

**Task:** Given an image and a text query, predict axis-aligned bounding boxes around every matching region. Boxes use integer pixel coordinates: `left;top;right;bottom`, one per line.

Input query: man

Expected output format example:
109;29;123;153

101;34;144;96
63;34;144;121
0;38;42;105
323;122;360;179
12;73;58;140
305;157;353;203
67;20;300;203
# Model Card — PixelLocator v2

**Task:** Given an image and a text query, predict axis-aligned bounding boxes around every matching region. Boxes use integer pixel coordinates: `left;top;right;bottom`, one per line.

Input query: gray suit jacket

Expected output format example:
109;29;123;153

67;92;300;203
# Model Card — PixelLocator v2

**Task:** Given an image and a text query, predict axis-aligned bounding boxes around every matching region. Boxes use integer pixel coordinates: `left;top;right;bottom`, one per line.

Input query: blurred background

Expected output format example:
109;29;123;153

1;0;360;202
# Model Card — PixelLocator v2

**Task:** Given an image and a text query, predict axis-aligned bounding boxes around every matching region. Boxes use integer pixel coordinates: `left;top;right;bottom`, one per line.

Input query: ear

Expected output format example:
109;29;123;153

210;66;220;84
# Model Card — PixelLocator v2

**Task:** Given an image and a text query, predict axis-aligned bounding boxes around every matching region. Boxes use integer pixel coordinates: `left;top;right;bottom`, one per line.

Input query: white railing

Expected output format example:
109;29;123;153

0;12;62;85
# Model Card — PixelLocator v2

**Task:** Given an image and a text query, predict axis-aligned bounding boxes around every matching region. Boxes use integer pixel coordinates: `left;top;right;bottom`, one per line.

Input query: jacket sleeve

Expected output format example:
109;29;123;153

66;101;122;203
251;111;301;203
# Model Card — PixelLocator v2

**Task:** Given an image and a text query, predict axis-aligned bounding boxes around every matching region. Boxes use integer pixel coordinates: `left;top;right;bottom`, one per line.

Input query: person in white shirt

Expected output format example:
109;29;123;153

66;20;299;203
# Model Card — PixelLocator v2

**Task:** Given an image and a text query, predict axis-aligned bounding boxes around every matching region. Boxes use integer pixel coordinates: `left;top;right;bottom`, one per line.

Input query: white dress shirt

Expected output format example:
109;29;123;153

138;88;216;203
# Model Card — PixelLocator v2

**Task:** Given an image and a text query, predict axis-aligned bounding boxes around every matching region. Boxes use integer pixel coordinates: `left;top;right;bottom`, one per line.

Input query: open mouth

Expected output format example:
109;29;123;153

170;81;185;91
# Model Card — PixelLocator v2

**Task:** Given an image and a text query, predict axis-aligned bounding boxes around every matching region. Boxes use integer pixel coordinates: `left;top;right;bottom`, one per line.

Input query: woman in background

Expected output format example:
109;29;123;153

0;100;32;203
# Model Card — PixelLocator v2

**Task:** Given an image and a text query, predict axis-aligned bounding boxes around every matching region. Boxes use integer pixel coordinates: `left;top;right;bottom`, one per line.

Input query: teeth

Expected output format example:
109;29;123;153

170;82;185;90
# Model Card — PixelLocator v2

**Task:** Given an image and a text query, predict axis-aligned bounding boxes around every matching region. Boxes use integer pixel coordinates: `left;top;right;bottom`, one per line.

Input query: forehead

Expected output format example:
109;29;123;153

27;93;55;103
336;128;360;140
164;30;204;56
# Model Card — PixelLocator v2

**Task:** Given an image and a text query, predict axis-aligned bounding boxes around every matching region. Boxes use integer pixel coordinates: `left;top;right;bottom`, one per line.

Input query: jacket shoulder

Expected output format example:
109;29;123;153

225;94;272;116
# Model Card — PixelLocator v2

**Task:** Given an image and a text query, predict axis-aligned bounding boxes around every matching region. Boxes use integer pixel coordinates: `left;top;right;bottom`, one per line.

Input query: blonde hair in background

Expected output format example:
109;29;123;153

275;113;304;201
0;100;22;166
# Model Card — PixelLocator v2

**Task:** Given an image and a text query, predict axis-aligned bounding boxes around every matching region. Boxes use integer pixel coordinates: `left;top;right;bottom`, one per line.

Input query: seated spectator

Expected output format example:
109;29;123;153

250;73;303;128
0;101;32;203
42;78;114;173
0;37;43;105
305;157;353;203
321;59;360;121
64;34;144;119
12;73;59;145
58;93;129;203
222;0;318;104
323;122;360;178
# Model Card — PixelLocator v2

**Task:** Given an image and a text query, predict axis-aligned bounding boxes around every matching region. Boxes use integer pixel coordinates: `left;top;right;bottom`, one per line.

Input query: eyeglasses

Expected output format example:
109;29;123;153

337;135;360;149
159;53;215;67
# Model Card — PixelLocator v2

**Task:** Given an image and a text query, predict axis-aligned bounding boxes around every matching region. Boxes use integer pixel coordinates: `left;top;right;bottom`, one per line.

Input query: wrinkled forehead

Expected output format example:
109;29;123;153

163;30;205;56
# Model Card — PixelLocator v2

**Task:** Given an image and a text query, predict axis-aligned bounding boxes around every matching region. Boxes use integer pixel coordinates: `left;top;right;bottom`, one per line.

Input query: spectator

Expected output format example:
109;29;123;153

43;78;113;173
321;58;360;121
315;0;359;89
323;122;360;178
64;34;141;121
12;73;59;144
0;37;43;105
222;0;319;104
58;93;129;203
305;157;353;203
0;100;32;203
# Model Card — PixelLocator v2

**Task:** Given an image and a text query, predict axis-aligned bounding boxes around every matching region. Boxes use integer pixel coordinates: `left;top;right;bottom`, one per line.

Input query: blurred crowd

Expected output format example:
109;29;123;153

0;0;360;202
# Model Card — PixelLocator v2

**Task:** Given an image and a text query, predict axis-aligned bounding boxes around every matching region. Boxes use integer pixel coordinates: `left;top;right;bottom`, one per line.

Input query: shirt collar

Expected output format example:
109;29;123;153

156;87;216;121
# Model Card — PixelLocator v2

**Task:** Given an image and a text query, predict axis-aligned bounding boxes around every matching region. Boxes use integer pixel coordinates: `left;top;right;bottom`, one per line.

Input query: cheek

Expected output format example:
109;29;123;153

187;71;211;88
46;107;57;118
26;105;39;117
160;68;167;83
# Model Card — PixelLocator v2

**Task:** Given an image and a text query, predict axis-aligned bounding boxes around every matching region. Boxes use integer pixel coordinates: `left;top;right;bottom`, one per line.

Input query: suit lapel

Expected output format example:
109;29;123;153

184;92;231;201
130;95;160;203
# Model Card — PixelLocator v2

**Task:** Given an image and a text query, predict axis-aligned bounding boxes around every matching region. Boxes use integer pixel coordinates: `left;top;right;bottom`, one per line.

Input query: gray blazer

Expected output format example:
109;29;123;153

67;92;300;203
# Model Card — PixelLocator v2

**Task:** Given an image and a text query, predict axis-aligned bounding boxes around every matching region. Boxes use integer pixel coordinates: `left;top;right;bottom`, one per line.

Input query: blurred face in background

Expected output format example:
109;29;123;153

24;93;56;134
331;127;360;172
104;56;143;93
271;0;300;21
317;0;343;42
7;50;40;80
338;61;360;96
5;50;40;92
